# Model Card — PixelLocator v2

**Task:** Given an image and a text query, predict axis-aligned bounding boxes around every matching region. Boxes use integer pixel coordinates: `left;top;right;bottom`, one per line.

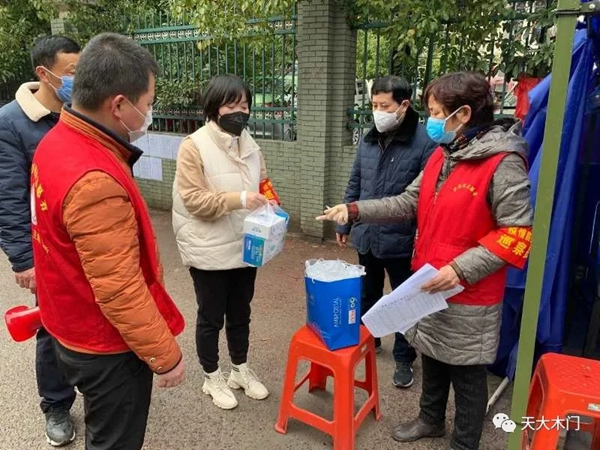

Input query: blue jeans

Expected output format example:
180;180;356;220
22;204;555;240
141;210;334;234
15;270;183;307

357;251;417;364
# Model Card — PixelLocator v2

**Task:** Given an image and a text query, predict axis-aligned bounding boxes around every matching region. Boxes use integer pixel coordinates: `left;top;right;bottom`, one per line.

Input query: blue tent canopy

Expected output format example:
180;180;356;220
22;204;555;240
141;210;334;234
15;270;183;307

489;24;600;380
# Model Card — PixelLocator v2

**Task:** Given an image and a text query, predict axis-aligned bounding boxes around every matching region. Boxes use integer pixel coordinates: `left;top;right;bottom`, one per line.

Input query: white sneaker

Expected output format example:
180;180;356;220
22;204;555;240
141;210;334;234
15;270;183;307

202;368;238;410
227;363;269;400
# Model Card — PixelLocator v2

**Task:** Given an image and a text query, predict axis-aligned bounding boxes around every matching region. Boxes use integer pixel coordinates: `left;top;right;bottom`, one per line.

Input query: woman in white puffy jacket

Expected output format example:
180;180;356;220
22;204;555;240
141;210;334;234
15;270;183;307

172;74;276;410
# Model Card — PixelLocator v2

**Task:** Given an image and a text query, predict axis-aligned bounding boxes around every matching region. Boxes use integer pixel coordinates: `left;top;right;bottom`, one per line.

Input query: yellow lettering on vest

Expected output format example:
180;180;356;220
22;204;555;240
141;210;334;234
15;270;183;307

452;183;478;197
497;234;516;249
40;200;48;211
513;241;528;256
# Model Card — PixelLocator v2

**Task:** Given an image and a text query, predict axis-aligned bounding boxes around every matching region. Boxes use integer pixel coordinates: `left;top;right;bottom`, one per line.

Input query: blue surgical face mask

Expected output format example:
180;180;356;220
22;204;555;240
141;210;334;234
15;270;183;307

426;107;464;144
43;67;74;103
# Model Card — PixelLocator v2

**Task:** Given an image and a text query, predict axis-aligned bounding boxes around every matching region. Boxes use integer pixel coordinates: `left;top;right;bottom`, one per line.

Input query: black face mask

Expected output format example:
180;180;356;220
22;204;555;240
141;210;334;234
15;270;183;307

218;112;250;136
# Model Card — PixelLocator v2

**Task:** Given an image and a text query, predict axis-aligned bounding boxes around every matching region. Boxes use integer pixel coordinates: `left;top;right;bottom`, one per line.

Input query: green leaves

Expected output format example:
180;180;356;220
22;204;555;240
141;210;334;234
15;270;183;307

63;0;167;41
351;0;556;83
499;1;557;79
163;0;556;85
166;0;296;50
0;0;558;104
0;0;167;84
154;77;201;109
0;0;55;83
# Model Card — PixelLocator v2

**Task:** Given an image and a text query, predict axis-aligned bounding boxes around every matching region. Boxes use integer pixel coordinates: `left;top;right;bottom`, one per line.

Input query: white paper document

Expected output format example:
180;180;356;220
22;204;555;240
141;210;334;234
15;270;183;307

135;133;183;160
362;263;465;338
133;156;163;181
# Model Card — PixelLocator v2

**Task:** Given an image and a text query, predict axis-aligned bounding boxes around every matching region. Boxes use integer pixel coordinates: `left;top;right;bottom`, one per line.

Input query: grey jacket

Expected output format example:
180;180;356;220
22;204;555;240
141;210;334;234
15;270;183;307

354;119;534;365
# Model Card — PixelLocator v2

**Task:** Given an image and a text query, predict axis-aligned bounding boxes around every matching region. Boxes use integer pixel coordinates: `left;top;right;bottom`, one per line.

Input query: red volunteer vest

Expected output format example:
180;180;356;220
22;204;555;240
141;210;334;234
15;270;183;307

412;147;510;306
31;120;185;353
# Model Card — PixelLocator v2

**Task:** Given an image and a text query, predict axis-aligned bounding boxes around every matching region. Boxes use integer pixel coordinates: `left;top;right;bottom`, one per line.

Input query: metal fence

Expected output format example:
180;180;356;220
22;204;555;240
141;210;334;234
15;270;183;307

131;9;297;140
350;0;555;143
0;1;551;145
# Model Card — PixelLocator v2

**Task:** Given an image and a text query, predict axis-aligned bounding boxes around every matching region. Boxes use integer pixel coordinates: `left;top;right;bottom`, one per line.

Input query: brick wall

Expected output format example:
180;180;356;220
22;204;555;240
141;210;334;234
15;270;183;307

328;144;358;205
296;0;357;239
259;141;301;230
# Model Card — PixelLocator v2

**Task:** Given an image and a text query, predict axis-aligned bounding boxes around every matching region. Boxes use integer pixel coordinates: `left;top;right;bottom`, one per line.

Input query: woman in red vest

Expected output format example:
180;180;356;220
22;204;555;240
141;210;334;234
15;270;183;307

318;71;533;450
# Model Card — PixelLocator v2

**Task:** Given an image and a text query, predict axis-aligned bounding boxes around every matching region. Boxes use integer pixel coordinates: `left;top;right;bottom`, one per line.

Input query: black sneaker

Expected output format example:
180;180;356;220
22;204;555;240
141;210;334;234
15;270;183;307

393;362;414;388
45;407;75;447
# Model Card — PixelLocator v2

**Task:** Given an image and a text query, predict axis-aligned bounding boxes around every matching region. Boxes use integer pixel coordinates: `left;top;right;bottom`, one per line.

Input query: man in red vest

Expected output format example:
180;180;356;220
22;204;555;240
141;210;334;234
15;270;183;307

31;32;185;450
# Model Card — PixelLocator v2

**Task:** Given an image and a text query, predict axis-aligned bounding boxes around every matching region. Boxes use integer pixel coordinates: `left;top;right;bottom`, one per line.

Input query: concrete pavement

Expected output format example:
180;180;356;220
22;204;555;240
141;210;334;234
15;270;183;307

0;210;517;450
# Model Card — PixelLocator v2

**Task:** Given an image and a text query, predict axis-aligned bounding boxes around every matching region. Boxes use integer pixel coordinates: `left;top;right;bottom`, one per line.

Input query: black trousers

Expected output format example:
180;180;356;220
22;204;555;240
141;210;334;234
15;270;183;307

358;251;417;363
54;341;153;450
36;327;76;413
190;266;257;374
419;354;488;450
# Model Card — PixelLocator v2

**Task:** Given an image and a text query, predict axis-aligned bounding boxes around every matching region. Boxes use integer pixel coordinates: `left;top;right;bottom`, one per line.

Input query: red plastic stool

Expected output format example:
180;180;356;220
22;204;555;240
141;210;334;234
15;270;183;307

522;352;600;449
275;325;382;450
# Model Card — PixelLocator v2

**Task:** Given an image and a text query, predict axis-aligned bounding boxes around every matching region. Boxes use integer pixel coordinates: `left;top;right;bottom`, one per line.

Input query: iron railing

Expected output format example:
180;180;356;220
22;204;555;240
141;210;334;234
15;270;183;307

131;9;297;141
350;0;555;143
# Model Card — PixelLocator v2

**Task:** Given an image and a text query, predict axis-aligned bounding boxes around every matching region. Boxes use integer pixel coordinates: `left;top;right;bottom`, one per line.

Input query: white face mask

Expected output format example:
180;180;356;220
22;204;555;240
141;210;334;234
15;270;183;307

121;100;153;143
373;105;405;133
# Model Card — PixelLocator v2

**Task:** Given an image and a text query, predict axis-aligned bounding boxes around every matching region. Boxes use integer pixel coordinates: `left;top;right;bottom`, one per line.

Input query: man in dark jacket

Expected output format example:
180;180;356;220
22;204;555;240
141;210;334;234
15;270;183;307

0;35;80;446
337;76;436;388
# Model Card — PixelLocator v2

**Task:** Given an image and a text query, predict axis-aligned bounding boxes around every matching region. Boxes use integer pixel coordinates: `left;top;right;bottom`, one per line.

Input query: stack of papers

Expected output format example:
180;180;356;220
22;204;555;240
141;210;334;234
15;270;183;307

362;264;464;337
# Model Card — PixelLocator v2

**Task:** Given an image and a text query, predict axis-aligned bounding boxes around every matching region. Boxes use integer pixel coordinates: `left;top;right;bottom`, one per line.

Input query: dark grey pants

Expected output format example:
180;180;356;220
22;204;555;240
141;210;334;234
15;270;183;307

54;341;153;450
358;251;417;363
419;354;488;450
36;327;76;413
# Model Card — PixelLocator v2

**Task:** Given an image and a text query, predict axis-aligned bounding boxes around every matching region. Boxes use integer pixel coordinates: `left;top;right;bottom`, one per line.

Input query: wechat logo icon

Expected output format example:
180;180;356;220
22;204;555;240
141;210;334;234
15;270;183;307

493;413;517;433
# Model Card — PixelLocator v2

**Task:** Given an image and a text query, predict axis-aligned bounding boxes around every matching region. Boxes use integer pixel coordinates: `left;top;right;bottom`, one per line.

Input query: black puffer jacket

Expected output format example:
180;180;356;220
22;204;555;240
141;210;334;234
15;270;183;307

337;107;436;259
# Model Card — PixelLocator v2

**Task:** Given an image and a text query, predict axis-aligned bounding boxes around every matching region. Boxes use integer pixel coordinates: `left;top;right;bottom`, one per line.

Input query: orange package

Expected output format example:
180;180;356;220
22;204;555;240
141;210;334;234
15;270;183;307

259;178;281;205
